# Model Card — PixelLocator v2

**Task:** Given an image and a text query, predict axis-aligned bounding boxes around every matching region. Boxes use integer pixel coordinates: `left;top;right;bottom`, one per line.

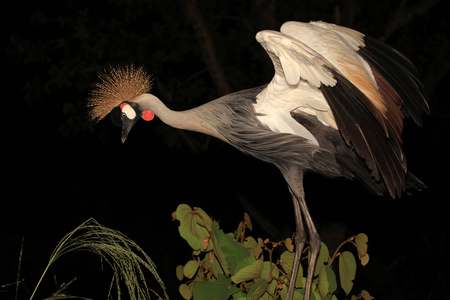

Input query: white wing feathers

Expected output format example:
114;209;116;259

295;21;366;51
256;30;337;88
254;21;378;145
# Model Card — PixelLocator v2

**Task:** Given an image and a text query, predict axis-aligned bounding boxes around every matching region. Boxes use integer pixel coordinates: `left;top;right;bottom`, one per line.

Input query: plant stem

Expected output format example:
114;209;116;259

29;220;89;300
329;236;354;266
15;237;24;300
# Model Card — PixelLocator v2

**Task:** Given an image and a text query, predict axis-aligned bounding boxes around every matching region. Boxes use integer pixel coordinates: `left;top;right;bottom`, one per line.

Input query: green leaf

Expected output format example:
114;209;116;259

361;253;370;266
360;290;372;300
213;221;251;273
211;228;229;275
318;265;337;297
261;261;279;280
231;258;263;283
234;255;257;275
292;289;318;300
211;254;225;276
339;251;356;295
184;260;199;279
247;279;269;300
179;283;192;300
325;265;337;293
284;238;294;252
266;274;279;295
280;251;303;288
311;290;320;300
318;268;329;298
244;236;258;251
355;233;368;257
192;274;232;300
176;204;213;252
235;221;244;240
244;212;253;231
314;242;330;276
232;290;247;299
176;265;185;281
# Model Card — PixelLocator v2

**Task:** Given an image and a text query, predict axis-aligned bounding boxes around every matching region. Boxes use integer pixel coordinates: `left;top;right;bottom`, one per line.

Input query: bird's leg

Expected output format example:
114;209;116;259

286;187;306;300
283;169;321;300
297;191;321;300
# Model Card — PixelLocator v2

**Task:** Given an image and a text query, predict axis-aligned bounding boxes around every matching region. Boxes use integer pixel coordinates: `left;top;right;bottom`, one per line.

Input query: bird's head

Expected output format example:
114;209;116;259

87;65;155;143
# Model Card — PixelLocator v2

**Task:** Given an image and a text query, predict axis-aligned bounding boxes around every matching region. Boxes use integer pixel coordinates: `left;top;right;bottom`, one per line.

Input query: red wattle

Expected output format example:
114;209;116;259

142;110;155;121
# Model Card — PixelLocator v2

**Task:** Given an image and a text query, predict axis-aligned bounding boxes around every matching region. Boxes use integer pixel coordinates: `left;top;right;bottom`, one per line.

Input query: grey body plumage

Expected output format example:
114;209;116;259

206;86;385;195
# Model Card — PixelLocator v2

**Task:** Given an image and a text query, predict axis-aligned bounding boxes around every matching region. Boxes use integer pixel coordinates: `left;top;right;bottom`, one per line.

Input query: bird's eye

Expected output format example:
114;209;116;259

120;103;137;120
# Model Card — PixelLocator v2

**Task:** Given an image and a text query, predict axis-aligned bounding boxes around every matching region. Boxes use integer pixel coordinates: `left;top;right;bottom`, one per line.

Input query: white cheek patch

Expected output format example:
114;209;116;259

120;103;136;119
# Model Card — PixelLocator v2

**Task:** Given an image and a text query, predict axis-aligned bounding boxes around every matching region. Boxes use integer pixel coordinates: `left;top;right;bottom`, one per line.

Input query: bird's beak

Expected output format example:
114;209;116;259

121;121;134;143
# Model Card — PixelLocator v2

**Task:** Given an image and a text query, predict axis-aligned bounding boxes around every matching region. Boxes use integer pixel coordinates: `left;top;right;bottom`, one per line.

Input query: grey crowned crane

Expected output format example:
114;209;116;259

87;21;429;300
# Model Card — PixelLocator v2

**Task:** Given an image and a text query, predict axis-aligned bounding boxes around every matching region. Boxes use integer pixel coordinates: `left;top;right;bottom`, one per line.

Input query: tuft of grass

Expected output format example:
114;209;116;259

30;218;168;300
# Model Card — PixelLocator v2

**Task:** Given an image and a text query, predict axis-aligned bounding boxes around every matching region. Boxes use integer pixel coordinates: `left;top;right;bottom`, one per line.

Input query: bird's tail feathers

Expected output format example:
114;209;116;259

404;171;427;195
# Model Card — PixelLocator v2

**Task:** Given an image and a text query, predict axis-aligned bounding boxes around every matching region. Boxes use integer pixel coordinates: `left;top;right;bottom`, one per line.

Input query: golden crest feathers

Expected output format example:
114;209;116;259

87;65;153;122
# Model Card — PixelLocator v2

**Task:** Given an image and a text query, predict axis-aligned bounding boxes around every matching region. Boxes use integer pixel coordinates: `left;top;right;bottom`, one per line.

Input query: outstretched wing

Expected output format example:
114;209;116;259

310;21;429;126
255;21;428;198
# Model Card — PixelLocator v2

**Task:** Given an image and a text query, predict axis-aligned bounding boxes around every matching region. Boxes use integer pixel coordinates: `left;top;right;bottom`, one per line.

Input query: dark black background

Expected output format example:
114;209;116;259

2;1;448;299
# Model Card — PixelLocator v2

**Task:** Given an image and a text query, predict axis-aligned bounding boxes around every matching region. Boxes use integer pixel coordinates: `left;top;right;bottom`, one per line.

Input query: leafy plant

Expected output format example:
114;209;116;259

173;204;372;300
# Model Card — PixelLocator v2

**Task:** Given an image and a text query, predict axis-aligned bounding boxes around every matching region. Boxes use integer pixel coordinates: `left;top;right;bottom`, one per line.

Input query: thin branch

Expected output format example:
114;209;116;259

179;0;232;95
254;0;277;30
380;0;440;42
333;0;356;27
15;237;24;300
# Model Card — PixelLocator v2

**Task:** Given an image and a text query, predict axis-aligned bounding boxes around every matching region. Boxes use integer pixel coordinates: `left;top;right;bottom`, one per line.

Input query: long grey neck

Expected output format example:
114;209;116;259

134;93;223;140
